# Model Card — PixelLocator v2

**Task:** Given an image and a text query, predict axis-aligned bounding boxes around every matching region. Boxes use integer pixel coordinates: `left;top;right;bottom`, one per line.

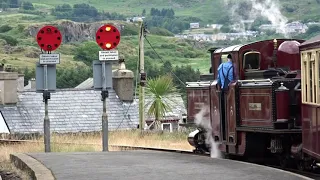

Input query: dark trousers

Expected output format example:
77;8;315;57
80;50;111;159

220;89;227;140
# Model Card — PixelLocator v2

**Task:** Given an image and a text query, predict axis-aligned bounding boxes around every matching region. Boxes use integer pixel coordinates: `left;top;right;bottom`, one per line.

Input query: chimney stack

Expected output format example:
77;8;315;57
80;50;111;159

0;71;18;105
112;59;134;102
17;74;25;91
29;78;36;89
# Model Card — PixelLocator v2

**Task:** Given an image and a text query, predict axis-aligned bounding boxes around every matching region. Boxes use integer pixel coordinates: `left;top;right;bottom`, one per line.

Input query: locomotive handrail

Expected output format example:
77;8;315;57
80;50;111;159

186;81;212;87
237;79;273;83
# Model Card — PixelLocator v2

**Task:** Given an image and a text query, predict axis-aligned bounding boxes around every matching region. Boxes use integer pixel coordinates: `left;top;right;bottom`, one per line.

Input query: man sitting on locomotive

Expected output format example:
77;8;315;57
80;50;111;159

217;53;234;90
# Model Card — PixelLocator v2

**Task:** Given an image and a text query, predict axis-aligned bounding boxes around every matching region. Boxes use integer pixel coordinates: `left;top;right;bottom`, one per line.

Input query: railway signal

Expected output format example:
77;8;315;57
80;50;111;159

95;24;121;51
36;25;62;52
93;24;121;152
35;25;62;153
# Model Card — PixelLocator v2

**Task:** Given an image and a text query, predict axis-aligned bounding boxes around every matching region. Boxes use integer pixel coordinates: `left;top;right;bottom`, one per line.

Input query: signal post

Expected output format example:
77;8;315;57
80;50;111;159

93;24;121;151
35;26;62;152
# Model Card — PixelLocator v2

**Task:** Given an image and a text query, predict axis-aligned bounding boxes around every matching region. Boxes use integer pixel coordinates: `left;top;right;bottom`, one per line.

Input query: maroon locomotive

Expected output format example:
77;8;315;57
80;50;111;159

186;35;320;171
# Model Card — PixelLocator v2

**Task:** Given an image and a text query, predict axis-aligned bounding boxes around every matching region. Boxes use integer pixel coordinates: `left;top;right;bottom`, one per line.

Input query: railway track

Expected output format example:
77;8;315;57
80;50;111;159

2;139;320;179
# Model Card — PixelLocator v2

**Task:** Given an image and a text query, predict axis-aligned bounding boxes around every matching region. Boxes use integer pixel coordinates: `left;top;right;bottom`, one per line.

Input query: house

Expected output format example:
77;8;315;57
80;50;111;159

190;23;200;29
0;62;139;136
285;21;308;34
0;60;187;135
206;24;223;30
144;94;186;132
75;77;187;132
126;16;145;23
75;60;187;132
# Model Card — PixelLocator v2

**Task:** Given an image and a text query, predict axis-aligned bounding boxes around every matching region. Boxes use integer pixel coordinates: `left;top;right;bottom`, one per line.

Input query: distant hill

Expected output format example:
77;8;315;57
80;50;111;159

27;0;320;24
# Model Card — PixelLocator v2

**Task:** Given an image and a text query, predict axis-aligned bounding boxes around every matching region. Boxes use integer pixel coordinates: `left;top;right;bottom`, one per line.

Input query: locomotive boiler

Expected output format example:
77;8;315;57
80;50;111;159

186;36;320;171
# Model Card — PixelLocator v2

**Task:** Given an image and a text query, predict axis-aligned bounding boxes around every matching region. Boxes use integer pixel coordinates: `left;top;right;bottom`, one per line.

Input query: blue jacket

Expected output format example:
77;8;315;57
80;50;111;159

217;61;234;89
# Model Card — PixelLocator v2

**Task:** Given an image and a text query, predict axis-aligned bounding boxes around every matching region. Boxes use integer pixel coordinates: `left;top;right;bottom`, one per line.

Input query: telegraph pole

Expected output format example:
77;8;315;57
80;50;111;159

137;18;146;131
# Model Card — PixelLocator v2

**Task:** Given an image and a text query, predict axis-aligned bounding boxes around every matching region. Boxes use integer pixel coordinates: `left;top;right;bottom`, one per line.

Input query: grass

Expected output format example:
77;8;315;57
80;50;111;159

0;15;212;73
26;0;225;22
24;0;320;23
0;130;194;179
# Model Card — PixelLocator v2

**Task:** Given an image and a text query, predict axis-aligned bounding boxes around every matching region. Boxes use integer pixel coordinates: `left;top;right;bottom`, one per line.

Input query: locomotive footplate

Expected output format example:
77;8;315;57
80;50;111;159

236;127;301;134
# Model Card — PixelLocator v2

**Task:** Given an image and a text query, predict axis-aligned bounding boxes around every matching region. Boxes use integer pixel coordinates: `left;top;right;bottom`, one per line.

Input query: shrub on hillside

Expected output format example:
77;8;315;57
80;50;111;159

0;34;18;46
21;1;34;10
121;25;139;36
0;25;12;33
149;27;174;37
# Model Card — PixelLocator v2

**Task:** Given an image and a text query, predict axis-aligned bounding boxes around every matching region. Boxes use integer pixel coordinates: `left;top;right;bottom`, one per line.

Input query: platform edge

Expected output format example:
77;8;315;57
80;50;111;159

10;153;55;180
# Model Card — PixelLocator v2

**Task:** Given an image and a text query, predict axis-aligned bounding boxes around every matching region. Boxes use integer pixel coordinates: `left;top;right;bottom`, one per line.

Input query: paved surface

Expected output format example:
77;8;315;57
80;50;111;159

25;151;311;180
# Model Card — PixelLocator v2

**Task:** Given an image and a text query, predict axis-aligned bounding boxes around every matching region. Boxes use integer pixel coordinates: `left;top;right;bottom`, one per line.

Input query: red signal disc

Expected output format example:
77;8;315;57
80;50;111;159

95;24;121;50
36;26;62;51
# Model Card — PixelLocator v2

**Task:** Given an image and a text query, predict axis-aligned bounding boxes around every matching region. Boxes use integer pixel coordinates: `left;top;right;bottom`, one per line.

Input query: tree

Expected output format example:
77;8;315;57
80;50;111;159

73;41;100;66
145;75;176;130
22;1;34;10
8;0;19;8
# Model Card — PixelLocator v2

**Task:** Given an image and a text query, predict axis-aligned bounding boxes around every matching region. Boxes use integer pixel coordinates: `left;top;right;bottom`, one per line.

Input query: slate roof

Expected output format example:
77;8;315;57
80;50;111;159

74;78;187;122
75;78;94;89
300;34;320;47
0;88;139;134
144;93;186;121
1;76;187;134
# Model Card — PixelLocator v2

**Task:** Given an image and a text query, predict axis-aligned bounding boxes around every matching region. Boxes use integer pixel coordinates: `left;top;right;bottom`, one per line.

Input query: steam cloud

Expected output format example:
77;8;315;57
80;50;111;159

223;0;289;37
194;105;221;158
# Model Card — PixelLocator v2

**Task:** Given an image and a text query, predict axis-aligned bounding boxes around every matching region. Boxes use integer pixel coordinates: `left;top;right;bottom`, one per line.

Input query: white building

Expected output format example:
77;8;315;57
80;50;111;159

190;23;200;29
126;16;145;22
285;21;308;33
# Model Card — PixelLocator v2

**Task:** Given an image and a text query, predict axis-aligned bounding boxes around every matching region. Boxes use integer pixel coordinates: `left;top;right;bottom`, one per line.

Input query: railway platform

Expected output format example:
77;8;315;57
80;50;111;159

11;150;313;180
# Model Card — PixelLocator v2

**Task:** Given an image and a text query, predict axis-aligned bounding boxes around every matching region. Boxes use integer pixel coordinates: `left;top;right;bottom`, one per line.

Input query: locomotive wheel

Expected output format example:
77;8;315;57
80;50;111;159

296;160;305;171
279;156;288;168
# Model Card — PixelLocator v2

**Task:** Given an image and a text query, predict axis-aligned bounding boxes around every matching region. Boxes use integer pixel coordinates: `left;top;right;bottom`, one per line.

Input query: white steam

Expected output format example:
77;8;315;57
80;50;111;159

194;105;221;158
223;0;289;37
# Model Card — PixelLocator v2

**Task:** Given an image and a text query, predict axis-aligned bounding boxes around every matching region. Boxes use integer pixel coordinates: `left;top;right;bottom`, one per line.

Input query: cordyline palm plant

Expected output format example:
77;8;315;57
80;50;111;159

145;74;176;130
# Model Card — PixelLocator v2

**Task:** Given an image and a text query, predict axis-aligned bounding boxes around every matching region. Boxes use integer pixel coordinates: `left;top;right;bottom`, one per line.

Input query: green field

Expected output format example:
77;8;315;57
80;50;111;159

26;0;320;23
0;13;211;73
0;0;319;73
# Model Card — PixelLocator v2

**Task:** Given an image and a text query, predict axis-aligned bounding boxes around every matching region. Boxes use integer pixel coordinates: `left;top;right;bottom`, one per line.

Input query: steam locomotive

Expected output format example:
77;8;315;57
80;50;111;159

186;35;320;171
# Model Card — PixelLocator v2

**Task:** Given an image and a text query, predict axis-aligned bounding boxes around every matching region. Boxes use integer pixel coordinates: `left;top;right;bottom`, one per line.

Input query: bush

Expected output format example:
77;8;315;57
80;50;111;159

0;34;18;46
121;25;139;36
21;1;35;10
149;27;174;36
0;25;12;33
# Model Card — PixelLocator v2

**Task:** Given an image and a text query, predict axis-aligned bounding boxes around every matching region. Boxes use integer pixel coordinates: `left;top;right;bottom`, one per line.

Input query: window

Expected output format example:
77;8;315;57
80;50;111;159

161;123;172;132
243;51;260;71
301;49;320;105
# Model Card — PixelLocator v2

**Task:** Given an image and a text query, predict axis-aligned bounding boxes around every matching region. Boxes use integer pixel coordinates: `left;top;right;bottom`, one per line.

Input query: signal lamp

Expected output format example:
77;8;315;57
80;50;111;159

106;43;112;48
105;26;111;31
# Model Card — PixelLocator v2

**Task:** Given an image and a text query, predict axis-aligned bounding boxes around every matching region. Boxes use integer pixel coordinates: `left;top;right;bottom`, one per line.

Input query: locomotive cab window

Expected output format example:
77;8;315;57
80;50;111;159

301;49;320;105
243;51;261;71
